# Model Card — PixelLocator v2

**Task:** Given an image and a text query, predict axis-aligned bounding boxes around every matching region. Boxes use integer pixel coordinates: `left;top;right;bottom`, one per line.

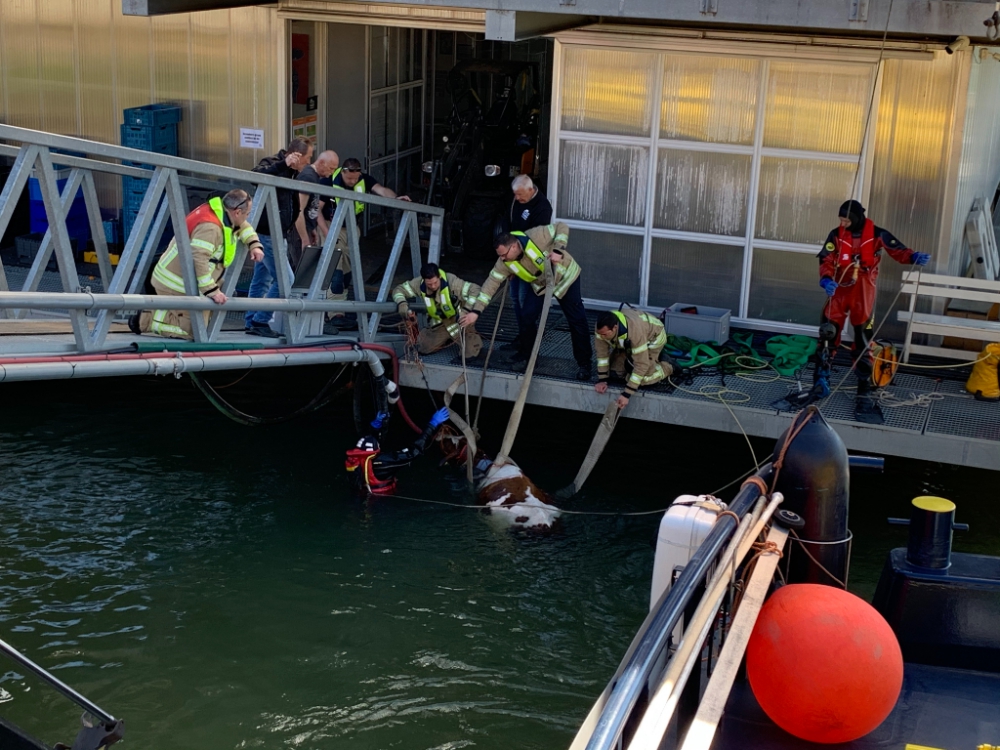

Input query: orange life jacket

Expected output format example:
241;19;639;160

186;201;222;235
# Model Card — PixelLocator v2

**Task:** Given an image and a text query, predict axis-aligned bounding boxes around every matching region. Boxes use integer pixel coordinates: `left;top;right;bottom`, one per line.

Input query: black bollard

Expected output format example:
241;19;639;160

906;496;955;571
773;406;851;587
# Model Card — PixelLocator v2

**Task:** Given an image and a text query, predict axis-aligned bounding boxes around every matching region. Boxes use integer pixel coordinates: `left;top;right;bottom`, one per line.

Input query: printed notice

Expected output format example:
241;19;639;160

240;128;265;149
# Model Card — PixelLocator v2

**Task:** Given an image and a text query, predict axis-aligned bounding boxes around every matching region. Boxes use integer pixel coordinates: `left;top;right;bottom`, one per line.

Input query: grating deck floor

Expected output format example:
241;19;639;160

411;306;1000;470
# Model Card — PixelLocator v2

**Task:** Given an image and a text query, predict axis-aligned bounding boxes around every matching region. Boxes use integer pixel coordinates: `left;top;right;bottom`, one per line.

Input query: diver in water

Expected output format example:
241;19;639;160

344;406;450;495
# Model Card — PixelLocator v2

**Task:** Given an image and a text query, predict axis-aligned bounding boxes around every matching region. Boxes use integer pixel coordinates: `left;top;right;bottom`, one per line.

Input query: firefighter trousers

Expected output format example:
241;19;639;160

138;281;211;340
417;318;483;357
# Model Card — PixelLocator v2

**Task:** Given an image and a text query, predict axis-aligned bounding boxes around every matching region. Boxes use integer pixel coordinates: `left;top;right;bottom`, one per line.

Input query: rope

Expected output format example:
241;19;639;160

878;390;945;409
191;364;350;426
473;279;508;434
788;528;849;589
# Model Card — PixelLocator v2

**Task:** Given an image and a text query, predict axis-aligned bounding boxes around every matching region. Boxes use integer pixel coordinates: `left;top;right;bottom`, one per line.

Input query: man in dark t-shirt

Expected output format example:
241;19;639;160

317;157;410;327
292;150;339;267
506;175;553;359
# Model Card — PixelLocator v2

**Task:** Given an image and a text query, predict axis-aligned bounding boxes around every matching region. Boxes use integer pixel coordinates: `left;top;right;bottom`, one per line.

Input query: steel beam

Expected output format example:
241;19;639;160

122;0;272;16
362;0;998;40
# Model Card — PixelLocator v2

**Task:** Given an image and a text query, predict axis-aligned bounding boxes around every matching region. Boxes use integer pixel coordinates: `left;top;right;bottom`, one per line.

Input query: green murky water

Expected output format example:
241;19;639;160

0;374;995;749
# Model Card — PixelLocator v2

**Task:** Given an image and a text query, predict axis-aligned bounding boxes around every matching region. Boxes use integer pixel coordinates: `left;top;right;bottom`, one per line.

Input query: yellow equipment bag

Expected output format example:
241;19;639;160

870;339;899;388
966;343;1000;401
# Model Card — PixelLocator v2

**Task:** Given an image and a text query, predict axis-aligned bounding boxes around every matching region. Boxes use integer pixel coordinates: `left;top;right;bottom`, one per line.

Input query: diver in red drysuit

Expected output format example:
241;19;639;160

815;200;930;418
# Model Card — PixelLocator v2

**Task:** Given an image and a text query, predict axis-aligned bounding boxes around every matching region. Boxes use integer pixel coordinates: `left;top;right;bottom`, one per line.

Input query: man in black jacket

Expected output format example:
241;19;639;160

244;138;313;337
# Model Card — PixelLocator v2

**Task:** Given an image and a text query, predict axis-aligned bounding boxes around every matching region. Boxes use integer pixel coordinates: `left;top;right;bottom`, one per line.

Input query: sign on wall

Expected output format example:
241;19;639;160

239;128;265;149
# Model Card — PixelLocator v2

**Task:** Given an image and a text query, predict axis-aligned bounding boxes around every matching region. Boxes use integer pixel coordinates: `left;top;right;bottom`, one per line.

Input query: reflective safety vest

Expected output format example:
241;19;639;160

188;197;237;268
611;310;629;349
835;219;877;269
422;271;457;324
332;168;368;215
504;231;547;282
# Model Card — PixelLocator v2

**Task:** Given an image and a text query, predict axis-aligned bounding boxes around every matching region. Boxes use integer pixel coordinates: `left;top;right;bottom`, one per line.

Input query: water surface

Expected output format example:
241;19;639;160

0;374;994;749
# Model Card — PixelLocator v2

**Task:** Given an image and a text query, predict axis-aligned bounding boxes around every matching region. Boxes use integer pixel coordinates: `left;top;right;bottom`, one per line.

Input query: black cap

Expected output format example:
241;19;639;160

838;200;866;232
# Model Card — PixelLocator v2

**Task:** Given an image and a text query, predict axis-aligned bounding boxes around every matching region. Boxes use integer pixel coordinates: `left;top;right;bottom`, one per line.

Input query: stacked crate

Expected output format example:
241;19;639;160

120;104;182;243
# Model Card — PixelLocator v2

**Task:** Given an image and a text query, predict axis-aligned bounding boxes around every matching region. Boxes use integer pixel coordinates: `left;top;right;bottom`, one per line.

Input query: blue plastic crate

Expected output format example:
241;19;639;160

123;103;182;128
103;219;119;245
28;172;74;201
122;175;151;198
120;124;178;152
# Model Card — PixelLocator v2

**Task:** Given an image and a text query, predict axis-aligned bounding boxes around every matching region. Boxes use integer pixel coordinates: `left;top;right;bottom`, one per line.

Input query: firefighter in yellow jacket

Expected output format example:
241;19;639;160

459;223;593;381
594;309;674;409
136;189;263;340
392;263;483;362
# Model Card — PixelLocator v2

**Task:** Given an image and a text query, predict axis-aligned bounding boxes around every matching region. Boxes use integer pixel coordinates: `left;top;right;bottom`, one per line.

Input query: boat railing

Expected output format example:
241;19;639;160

0;635;122;748
0;124;442;351
571;465;776;750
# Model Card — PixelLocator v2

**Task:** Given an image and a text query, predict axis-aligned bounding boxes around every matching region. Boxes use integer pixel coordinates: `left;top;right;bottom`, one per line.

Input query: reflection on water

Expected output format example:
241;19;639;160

0;375;994;749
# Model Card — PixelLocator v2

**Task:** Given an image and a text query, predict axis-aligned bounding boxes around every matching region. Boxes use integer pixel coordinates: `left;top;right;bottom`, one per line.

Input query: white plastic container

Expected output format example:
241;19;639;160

650;495;727;611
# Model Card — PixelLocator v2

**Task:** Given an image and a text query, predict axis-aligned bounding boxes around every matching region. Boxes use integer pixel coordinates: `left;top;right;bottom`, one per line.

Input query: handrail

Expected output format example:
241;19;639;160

583;465;773;750
0;637;115;724
0;124;443;216
0;291;406;314
0;125;440;352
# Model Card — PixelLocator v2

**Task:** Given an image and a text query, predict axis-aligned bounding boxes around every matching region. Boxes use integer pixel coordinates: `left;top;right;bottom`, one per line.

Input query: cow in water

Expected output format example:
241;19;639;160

345;406;560;531
438;433;561;532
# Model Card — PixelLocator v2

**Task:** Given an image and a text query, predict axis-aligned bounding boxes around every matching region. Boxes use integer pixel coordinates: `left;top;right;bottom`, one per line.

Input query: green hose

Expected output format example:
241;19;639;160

765;335;817;376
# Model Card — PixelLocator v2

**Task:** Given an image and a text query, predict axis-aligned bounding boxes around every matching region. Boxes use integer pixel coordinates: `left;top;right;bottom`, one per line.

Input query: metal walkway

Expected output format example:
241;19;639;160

0;124;441;351
399;305;1000;472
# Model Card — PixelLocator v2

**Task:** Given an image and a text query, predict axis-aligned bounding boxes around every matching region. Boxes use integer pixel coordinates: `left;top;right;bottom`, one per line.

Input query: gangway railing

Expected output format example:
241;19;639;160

0;124;444;352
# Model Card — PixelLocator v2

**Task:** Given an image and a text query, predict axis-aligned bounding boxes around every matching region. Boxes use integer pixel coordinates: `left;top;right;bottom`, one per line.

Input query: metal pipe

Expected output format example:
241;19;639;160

0;348;375;382
585;466;773;750
848;455;884;472
0;637;115;724
0;292;410;314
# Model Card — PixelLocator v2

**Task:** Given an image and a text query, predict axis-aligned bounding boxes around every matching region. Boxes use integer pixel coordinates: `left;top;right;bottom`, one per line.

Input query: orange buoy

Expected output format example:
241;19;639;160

746;583;903;744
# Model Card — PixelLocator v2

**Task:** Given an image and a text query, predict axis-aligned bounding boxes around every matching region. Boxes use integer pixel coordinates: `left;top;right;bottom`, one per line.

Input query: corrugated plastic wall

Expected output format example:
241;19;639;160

948;50;1000;277
868;51;965;336
0;0;281;207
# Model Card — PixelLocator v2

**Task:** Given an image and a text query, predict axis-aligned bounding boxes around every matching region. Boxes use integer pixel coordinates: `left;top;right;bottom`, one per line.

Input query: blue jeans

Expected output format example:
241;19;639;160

245;235;294;327
510;277;530;344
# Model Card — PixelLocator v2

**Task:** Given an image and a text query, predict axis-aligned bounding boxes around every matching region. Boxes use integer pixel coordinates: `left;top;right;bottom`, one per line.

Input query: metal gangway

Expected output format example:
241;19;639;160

0;124;443;357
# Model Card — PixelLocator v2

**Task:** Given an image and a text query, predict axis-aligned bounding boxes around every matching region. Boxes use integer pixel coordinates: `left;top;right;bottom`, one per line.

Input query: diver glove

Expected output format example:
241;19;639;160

911;252;931;266
819;277;838;297
429;406;450;428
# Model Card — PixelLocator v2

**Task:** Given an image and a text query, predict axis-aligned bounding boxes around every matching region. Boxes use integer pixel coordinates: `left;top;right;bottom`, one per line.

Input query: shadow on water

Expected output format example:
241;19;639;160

0;371;994;749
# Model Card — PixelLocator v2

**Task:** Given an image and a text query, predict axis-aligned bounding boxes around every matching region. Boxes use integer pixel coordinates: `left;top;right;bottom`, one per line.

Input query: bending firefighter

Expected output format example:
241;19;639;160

594;309;674;409
134;189;263;340
345;407;450;495
392;263;483;363
814;200;929;418
461;223;593;381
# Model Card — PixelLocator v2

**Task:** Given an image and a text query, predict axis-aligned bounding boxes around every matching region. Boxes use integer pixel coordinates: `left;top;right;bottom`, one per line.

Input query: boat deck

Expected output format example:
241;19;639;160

716;662;1000;749
400;305;1000;471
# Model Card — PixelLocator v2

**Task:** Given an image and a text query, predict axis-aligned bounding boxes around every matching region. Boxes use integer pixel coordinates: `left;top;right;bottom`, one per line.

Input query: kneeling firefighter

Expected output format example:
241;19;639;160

345;406;451;495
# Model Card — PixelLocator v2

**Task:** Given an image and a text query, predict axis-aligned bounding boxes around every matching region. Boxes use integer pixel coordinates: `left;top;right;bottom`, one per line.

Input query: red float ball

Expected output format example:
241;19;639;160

746;583;903;744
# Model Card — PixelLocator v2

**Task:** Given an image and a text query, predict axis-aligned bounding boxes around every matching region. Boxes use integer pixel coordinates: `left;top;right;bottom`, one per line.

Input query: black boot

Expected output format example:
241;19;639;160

854;380;884;425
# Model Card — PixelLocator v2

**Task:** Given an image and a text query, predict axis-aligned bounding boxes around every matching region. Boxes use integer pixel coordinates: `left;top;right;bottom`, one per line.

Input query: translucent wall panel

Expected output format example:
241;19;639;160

370;93;396;162
747;249;820;325
648;239;743;311
152;13;192;159
572;229;643;303
869;54;961;338
755;158;856;244
558;140;649;226
655;149;751;235
660;55;760;144
38;0;78;136
0;1;42;131
763;61;873;154
561;47;657;137
190;11;231;165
